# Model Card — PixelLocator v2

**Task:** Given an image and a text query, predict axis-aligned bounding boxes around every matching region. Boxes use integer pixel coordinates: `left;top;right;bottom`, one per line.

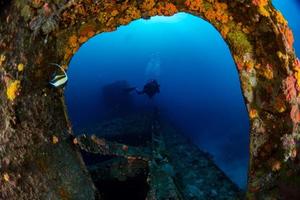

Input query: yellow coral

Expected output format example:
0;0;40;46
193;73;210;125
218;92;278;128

295;71;300;89
18;63;24;72
98;12;109;24
252;0;270;16
258;6;270;17
0;54;6;66
3;173;9;182
6;80;21;101
52;135;59;144
263;64;273;80
276;51;285;59
275;11;287;25
263;68;273;79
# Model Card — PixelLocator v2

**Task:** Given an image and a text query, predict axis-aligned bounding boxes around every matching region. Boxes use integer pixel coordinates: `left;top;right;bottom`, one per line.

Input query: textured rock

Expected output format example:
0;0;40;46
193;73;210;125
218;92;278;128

0;0;300;199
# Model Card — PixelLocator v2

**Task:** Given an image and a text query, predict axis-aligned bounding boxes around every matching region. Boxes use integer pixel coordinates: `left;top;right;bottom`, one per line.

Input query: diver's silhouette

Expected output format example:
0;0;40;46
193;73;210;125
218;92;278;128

126;80;160;98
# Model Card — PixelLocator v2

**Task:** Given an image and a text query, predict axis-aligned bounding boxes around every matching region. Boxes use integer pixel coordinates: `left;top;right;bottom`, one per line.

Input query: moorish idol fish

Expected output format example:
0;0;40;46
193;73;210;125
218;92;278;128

49;63;68;88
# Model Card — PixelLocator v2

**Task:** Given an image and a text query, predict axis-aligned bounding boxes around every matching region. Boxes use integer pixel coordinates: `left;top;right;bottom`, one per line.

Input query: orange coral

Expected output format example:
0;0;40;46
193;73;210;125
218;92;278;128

68;35;78;48
140;0;155;11
249;109;258;119
79;24;96;36
118;6;141;25
220;25;230;38
78;36;88;43
126;6;141;20
245;61;255;72
203;2;229;23
111;10;119;17
215;2;228;12
185;0;203;11
162;3;178;16
118;17;131;25
87;31;95;38
64;48;73;60
147;8;158;17
204;9;216;21
271;160;281;172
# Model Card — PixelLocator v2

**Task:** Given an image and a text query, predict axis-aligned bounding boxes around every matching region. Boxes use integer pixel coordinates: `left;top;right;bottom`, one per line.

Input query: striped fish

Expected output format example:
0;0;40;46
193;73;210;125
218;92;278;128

49;63;68;88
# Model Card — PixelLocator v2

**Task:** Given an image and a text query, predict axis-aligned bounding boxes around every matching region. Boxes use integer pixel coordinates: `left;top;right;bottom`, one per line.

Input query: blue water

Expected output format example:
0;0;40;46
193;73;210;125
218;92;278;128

273;0;300;56
65;1;300;189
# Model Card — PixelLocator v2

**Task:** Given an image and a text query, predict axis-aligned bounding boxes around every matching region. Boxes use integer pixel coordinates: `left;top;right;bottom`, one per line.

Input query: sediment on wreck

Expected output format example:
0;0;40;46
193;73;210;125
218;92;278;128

0;0;300;199
74;112;243;199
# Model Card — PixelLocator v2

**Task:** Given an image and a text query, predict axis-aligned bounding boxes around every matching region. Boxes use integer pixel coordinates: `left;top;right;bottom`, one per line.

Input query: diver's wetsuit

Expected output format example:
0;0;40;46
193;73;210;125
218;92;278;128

136;80;160;98
126;80;160;98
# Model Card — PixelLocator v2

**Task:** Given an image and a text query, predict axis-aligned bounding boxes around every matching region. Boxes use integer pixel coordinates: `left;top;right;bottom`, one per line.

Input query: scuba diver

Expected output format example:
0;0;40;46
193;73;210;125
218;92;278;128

126;79;160;98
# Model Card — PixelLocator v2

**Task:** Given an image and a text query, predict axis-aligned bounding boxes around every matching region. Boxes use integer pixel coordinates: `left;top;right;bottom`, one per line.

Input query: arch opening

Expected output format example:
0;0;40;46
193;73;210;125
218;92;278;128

65;13;249;198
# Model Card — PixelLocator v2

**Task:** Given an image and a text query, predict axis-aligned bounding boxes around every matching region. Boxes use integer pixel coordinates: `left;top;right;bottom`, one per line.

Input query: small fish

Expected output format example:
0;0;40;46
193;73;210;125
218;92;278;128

49;63;68;88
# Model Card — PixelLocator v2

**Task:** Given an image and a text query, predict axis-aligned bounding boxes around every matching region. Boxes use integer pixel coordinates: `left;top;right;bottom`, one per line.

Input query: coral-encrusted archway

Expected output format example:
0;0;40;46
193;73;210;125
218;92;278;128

1;0;300;199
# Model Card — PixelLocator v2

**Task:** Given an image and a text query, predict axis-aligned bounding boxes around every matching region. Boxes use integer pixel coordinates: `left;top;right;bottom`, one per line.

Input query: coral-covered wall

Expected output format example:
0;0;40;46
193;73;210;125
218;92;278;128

0;0;299;199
